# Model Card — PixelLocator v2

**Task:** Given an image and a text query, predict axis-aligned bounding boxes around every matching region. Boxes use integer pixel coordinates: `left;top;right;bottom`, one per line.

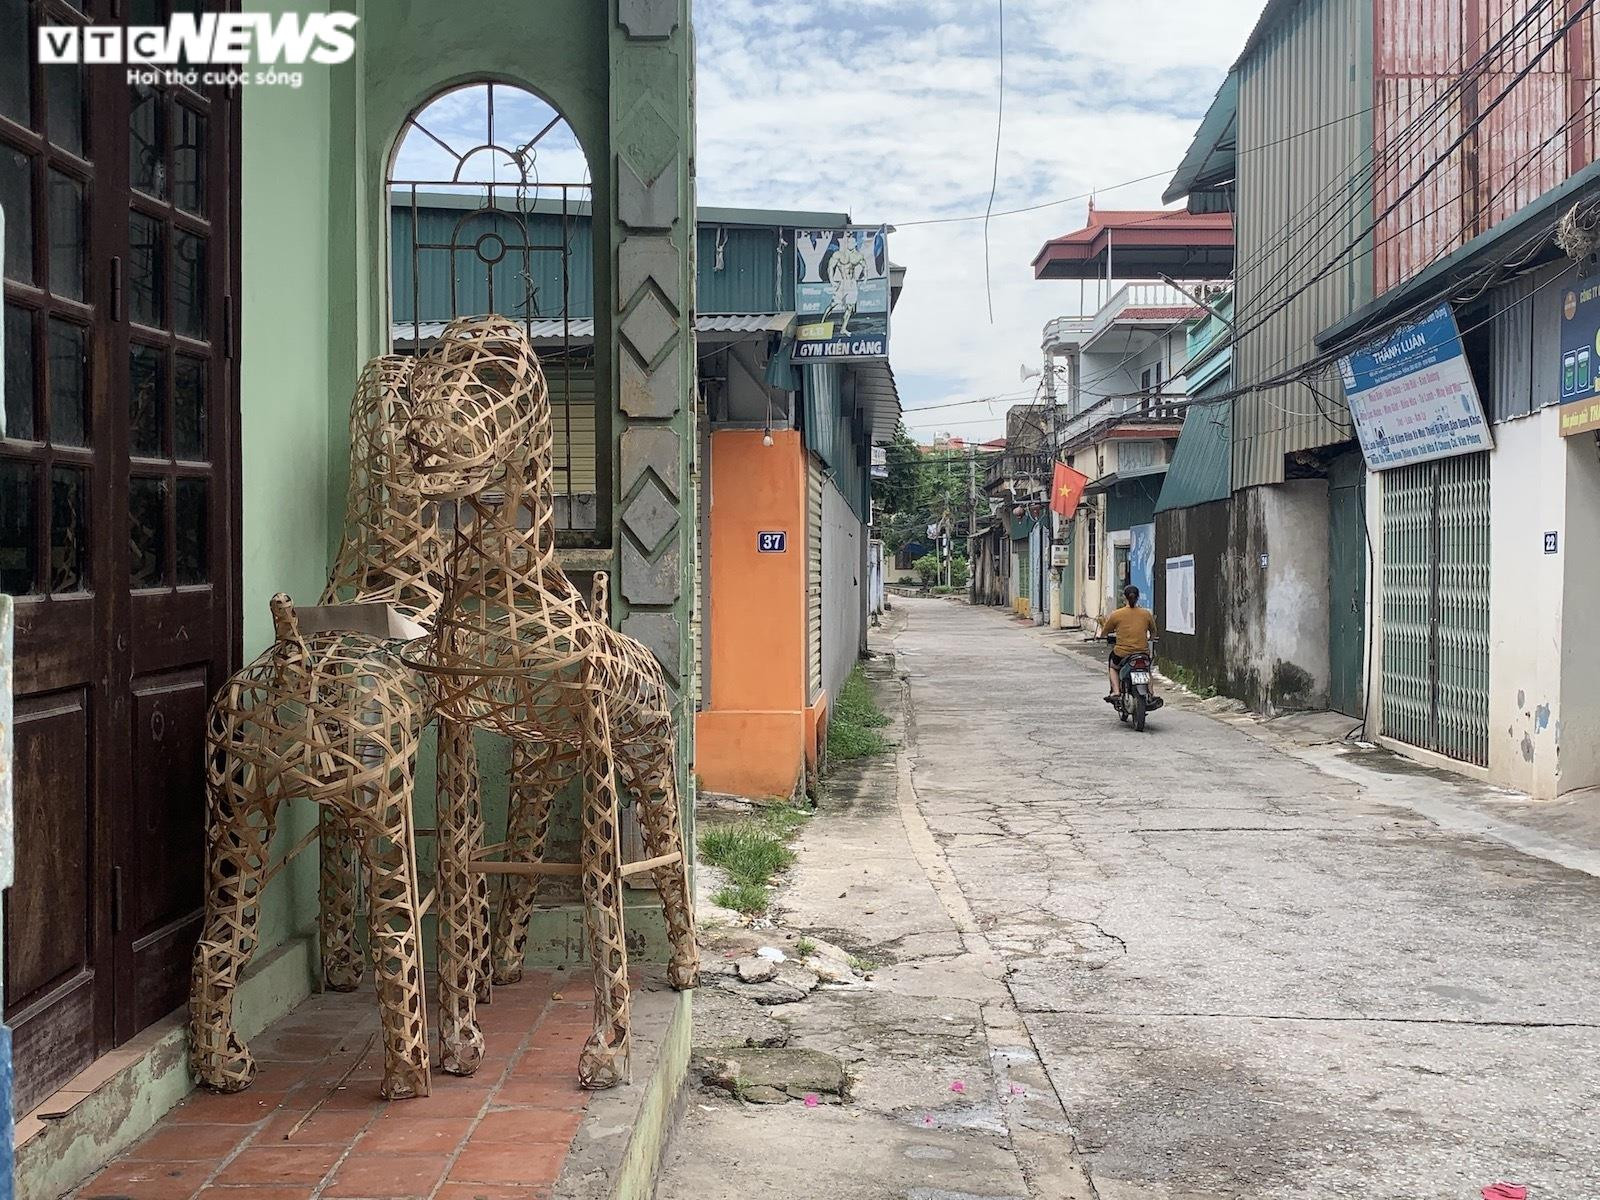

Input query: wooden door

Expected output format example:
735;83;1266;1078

0;0;238;1113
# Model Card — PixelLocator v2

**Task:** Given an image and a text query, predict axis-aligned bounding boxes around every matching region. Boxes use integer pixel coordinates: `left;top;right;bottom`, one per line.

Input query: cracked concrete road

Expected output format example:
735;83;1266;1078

896;595;1600;1200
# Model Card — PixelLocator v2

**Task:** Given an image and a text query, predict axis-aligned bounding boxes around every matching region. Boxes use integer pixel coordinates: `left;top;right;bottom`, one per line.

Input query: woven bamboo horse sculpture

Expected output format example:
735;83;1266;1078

404;316;699;1088
189;356;481;1100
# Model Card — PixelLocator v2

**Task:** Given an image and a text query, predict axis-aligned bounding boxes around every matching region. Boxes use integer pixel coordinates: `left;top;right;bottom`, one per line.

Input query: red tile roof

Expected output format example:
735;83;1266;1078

1033;203;1234;280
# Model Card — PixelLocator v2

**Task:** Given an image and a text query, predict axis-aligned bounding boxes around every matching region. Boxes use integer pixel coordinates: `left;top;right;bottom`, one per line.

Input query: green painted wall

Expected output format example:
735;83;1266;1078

233;0;695;969
237;6;339;957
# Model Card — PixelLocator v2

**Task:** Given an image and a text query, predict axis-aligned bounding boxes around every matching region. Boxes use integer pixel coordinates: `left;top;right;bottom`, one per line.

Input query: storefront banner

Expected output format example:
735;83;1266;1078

793;227;890;361
1165;555;1196;635
1559;273;1600;408
1559;396;1600;437
1336;303;1491;470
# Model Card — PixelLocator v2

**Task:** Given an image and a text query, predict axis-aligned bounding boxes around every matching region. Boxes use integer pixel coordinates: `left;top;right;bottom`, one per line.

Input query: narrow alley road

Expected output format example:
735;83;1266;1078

895;596;1600;1199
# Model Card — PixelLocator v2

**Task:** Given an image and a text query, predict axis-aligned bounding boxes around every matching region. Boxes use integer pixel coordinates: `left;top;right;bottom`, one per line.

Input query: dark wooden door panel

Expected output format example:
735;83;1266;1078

123;665;209;1033
2;0;238;1107
3;689;98;1114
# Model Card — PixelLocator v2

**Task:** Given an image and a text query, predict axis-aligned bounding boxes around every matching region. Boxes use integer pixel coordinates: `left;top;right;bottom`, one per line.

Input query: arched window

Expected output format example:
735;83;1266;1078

389;83;602;542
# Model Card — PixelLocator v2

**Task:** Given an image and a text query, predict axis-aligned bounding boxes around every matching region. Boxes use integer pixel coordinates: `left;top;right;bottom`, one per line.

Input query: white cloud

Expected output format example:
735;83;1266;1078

694;0;1261;439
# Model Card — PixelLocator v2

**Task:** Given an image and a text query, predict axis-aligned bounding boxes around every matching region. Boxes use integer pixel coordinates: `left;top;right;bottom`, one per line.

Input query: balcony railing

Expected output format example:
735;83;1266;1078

984;451;1052;489
1058;392;1186;449
1044;282;1203;352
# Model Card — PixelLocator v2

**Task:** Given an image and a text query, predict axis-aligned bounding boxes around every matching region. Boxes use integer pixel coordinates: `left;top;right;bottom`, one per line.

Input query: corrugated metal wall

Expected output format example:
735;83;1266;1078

807;458;824;701
696;224;796;314
1234;0;1368;488
1373;0;1594;294
544;354;598;495
1380;452;1490;765
801;365;871;523
390;204;597;323
391;202;793;323
1484;259;1566;421
821;480;863;703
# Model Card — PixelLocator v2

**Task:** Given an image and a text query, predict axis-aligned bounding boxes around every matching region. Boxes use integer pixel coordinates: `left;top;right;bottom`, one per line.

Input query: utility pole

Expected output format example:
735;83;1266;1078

969;448;978;602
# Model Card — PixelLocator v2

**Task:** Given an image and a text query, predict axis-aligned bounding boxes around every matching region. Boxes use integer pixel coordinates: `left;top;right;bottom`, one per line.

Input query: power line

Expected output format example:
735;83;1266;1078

983;0;1005;324
1226;0;1587;368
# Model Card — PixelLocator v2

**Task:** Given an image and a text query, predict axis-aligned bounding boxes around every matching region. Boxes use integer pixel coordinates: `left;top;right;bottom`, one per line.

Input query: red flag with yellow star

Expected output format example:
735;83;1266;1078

1051;461;1089;518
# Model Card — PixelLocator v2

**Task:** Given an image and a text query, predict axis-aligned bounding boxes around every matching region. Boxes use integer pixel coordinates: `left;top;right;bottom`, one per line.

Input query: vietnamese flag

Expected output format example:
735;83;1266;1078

1051;461;1089;518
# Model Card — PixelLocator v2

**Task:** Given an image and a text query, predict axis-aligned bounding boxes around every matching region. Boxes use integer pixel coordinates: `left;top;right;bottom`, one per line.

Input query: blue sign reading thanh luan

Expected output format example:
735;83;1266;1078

1336;303;1492;470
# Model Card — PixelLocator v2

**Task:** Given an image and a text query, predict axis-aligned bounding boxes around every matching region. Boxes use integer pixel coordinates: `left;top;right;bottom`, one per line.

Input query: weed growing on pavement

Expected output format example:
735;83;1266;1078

699;803;812;916
712;881;772;915
795;936;818;956
827;665;892;763
1163;662;1217;699
848;954;876;973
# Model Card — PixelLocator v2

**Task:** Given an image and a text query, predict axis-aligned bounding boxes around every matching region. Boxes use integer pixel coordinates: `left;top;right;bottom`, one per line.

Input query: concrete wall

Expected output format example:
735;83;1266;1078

1154;483;1330;712
1484;409;1600;797
1236;481;1331;712
1487;411;1567;795
1154;498;1232;695
1559;429;1600;793
238;28;340;955
696;431;808;798
821;480;863;702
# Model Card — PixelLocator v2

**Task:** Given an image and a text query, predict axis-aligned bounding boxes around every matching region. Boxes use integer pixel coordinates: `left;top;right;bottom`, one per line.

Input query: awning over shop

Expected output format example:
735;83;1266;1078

1085;465;1169;531
1082;464;1170;494
1163;72;1239;206
848;357;904;443
391;311;795;350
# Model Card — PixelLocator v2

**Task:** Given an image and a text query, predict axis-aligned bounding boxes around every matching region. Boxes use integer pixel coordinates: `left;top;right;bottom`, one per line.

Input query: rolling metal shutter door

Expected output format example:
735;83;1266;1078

547;356;598;494
807;458;824;701
1381;453;1490;766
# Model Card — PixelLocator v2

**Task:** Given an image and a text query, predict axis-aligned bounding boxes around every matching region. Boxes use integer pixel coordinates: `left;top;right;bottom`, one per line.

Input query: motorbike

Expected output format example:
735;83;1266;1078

1105;634;1162;732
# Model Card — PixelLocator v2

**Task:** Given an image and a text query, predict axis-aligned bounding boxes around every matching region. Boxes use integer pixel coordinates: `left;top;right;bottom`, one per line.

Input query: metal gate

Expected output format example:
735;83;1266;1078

1380;453;1490;765
807;457;824;701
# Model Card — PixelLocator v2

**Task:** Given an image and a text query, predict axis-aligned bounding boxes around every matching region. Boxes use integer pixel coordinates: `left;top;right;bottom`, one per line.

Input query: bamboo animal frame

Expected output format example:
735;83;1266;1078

189;357;462;1100
404;316;699;1089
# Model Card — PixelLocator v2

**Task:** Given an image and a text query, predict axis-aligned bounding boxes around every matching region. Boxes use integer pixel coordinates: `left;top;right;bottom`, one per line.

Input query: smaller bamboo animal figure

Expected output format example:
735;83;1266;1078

404;316;699;1089
189;357;455;1100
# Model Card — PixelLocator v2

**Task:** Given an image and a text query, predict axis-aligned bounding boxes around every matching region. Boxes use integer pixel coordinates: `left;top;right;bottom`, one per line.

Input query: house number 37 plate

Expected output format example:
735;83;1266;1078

758;531;787;553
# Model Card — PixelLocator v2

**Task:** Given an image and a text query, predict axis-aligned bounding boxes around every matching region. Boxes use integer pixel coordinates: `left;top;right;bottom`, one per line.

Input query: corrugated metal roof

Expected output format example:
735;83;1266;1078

1164;73;1240;204
1084;465;1169;494
391;312;792;349
1317;158;1600;353
849;358;903;443
1154;400;1232;513
1230;0;1366;488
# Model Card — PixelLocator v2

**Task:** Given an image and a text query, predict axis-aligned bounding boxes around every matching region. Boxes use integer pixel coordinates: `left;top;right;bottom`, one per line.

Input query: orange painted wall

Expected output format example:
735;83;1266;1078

695;430;809;797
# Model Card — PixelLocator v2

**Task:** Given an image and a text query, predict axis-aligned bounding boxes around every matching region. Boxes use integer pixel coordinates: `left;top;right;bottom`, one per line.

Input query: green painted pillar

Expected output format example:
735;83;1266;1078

608;0;697;814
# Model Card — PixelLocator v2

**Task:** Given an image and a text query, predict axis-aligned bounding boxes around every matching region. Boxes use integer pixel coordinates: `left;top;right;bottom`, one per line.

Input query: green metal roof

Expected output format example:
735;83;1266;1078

1154;399;1232;514
1083;464;1169;494
390;194;860;321
1163;72;1239;204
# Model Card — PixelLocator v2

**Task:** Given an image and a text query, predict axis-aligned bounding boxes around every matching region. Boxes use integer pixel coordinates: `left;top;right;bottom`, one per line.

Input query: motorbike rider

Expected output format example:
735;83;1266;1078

1100;583;1161;706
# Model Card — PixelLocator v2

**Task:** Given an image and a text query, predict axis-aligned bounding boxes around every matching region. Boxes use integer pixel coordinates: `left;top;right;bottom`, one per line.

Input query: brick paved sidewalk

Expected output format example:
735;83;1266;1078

71;971;594;1200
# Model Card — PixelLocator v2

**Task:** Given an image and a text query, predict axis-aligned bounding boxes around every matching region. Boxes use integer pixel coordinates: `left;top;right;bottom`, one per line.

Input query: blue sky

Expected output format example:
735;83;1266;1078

394;2;1263;441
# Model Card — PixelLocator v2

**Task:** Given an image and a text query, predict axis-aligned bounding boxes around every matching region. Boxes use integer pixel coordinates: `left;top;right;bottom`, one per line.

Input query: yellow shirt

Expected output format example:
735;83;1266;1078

1101;605;1157;656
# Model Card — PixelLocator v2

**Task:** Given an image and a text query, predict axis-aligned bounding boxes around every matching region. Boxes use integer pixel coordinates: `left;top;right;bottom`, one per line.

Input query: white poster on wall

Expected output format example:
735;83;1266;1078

1165;555;1196;636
